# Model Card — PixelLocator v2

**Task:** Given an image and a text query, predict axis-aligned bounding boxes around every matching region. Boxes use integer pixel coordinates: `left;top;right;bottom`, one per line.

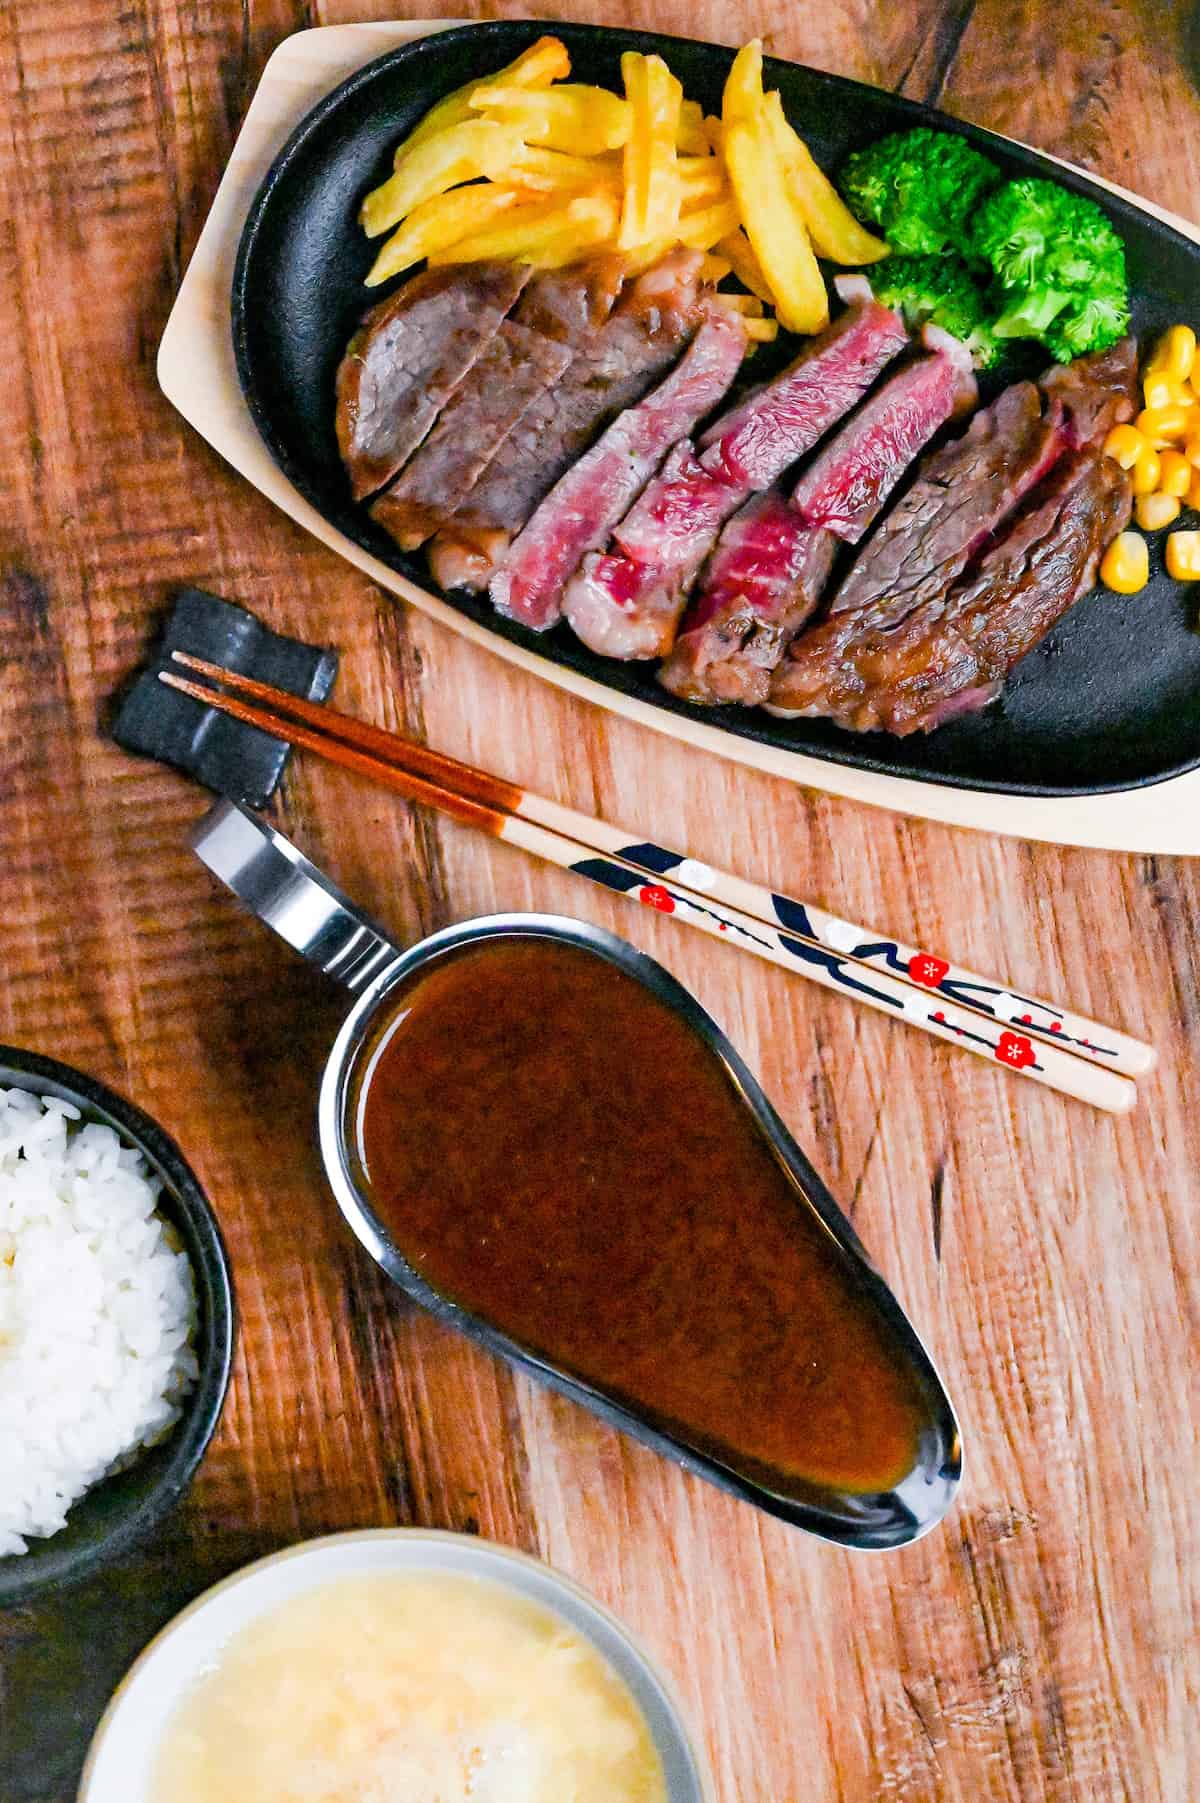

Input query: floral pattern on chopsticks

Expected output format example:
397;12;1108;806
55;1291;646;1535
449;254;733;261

597;839;1116;1064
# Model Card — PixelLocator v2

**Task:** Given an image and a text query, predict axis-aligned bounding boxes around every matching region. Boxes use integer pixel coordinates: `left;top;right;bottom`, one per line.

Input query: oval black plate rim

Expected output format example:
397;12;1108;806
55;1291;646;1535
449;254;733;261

231;17;1200;801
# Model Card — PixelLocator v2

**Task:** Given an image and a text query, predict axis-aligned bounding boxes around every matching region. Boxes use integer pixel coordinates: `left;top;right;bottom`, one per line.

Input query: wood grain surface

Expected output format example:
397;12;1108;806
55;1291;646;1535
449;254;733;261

1;4;1198;1800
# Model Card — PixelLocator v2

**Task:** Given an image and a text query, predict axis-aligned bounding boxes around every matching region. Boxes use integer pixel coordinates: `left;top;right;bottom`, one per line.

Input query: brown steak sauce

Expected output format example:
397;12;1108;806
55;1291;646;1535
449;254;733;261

350;937;925;1496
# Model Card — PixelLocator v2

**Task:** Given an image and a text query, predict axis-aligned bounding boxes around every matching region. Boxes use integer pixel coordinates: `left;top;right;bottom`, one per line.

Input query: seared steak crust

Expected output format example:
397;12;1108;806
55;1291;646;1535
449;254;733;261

336;261;529;501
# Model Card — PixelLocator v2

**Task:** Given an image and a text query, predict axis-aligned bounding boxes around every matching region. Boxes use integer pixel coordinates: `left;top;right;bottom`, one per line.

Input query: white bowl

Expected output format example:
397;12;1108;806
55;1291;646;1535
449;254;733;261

78;1528;715;1802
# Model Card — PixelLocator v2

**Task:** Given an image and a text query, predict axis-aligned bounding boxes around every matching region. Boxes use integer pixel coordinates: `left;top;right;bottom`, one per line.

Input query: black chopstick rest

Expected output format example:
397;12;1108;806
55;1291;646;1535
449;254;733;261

111;588;339;806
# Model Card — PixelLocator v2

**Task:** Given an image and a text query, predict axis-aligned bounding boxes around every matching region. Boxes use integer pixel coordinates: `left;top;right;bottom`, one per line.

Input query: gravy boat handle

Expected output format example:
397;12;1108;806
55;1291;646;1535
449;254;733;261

190;800;404;993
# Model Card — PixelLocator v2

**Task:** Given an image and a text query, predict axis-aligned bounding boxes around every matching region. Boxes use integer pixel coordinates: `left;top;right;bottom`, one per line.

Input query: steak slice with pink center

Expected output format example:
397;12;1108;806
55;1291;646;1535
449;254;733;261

336;261;530;501
561;298;907;661
659;341;977;705
431;251;706;589
697;299;909;489
769;347;1138;726
789;340;977;542
491;308;749;631
768;451;1132;734
563;443;741;659
822;381;1065;627
658;494;837;705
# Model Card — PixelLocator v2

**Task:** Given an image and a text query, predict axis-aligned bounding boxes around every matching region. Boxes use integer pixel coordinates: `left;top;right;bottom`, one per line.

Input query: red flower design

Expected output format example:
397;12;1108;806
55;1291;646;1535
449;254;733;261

908;953;950;989
638;884;675;914
995;1030;1037;1071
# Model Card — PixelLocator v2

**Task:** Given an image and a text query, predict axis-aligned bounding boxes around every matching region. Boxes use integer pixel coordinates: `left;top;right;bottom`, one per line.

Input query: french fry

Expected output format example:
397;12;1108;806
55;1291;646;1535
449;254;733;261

361;120;524;237
743;315;779;342
720;291;765;316
617;234;678;276
618;53;683;250
698;252;733;284
722;38;765;125
676;98;710;155
677;196;741;251
499;145;623;192
763;93;888;264
427;191;620;267
723;109;828;332
365;184;531;287
397;37;570;160
676;156;728;207
470;84;631;154
717;229;772;302
703;114;723;152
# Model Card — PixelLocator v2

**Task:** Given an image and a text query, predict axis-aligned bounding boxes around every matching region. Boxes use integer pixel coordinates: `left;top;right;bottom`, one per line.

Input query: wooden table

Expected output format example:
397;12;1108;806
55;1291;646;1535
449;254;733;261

2;3;1198;1798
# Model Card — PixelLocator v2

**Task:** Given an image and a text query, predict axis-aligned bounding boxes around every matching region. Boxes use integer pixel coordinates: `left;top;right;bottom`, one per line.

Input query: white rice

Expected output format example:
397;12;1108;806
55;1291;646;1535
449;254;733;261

0;1085;200;1558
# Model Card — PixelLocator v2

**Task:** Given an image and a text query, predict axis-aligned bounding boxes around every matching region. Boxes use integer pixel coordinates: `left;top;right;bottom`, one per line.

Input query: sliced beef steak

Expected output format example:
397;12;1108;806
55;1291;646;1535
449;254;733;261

768;451;1131;733
824;381;1066;629
790;343;977;542
491;309;748;630
660;342;976;705
370;321;574;550
563;443;738;659
437;251;706;587
1040;336;1138;449
371;262;628;551
515;257;627;344
698;299;908;489
562;298;907;661
658;493;837;705
336;261;529;501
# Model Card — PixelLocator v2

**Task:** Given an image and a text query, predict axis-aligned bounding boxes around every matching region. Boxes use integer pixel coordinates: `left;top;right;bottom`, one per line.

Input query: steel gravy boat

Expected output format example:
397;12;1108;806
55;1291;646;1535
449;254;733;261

193;799;961;1549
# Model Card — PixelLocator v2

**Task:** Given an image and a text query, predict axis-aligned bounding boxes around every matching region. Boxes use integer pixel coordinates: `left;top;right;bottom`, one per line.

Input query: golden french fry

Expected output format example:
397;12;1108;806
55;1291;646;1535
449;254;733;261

717;229;772;302
697;252;733;285
617;234;678;276
720;291;765;316
676;98;709;154
677;196;741;250
743;315;779;343
676;157;728;206
361;120;525;237
703;114;723;152
723;110;828;332
763;92;888;264
397;37;570;161
470;84;630;154
618;52;683;250
722;39;764;125
427;191;620;266
499;145;623;192
365;184;531;287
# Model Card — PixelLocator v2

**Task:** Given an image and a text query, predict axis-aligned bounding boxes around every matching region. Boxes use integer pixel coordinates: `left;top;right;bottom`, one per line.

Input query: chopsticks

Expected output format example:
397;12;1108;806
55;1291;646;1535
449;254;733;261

163;651;1151;1113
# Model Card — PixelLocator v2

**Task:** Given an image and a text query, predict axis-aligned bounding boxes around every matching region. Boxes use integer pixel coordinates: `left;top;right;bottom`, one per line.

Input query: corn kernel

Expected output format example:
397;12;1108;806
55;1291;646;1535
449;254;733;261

1138;375;1189;412
1189;468;1200;510
1100;531;1150;594
1136;404;1192;444
1135;492;1181;531
1160;324;1196;384
1184;434;1200;470
1103;423;1145;469
1166;530;1200;579
1158;450;1192;498
1143;369;1176;410
1131;446;1161;495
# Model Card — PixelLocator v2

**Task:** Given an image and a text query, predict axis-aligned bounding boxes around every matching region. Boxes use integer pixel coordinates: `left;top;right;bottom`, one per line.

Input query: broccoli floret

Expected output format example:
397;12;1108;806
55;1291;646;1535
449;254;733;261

972;178;1130;357
869;253;1001;368
838;128;1001;256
